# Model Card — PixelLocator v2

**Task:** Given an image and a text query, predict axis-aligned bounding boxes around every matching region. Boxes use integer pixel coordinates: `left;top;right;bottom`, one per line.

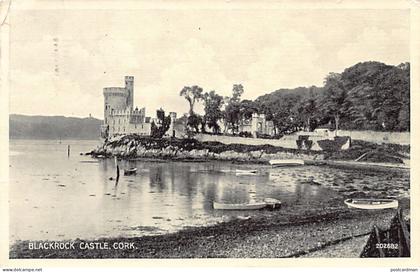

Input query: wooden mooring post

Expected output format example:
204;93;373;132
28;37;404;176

116;164;120;182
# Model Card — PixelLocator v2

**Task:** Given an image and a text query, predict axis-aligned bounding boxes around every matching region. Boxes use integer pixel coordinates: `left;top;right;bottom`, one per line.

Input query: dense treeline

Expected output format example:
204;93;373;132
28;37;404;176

179;61;410;136
256;61;410;133
256;62;410;132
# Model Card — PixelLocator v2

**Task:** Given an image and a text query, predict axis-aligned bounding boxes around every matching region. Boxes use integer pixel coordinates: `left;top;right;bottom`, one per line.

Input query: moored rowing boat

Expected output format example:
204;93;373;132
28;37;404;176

269;159;304;167
344;198;398;210
213;198;281;210
123;167;137;175
235;169;258;176
213;201;267;210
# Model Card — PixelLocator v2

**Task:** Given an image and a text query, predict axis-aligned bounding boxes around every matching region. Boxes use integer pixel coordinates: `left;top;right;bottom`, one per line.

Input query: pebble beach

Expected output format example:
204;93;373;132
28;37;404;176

10;199;409;258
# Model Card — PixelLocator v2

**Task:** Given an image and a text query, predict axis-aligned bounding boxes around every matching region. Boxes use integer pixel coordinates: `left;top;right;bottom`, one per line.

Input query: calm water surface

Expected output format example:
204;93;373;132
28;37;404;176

9;140;410;241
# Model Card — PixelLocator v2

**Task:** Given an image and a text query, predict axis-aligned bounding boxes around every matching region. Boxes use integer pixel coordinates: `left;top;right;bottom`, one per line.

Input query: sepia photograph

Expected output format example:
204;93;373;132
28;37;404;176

1;0;419;267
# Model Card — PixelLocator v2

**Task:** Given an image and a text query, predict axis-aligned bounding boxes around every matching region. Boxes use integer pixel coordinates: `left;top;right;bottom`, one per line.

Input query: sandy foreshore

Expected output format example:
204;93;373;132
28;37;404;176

10;199;409;258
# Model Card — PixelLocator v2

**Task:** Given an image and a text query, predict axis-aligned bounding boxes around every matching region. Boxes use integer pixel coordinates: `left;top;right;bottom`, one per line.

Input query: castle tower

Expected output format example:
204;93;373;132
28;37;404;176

251;113;260;138
125;76;134;110
103;87;128;121
168;112;177;137
101;76;136;138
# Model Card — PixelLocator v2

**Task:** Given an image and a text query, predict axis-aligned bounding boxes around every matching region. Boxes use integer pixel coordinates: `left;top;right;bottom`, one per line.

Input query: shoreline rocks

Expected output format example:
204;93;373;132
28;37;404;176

92;137;321;163
90;135;408;166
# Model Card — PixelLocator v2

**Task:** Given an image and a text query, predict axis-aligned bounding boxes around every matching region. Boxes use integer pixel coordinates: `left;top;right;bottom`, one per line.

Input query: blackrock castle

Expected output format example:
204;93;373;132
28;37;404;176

100;76;176;138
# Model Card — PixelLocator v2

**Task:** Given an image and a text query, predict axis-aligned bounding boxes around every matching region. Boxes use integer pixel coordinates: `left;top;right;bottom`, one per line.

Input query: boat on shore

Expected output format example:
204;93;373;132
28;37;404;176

344;198;398;210
213;198;281;210
269;159;304;167
235;169;258;176
263;198;282;209
123;167;137;175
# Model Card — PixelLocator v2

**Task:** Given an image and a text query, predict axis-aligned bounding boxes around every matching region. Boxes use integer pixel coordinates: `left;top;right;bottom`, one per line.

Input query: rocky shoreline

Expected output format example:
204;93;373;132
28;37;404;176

90;135;322;163
89;135;409;165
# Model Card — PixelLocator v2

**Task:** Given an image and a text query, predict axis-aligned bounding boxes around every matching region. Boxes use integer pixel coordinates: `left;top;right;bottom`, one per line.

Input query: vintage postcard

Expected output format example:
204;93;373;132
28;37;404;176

0;0;419;269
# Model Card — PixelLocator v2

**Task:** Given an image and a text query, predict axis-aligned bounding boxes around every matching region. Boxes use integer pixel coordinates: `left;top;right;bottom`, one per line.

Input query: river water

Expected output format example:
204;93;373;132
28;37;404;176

9;140;410;242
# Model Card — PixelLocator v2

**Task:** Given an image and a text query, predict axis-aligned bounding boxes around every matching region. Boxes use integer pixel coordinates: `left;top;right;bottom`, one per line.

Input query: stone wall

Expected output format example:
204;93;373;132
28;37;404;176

195;130;409;150
336;130;410;145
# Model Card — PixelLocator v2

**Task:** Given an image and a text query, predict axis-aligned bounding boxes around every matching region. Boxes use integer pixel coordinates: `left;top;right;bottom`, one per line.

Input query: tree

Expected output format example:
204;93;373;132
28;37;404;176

319;73;350;135
251;61;409;133
257;92;302;135
342;61;410;131
150;108;171;138
223;84;246;134
397;104;410;131
374;63;410;131
187;113;202;133
293;89;318;131
203;90;224;134
224;102;241;134
272;111;294;134
254;86;322;135
231;84;244;103
179;85;204;115
239;99;259;120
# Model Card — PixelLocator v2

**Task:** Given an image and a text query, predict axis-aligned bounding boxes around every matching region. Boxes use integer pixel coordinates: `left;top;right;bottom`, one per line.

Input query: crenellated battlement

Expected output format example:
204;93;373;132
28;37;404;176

108;107;146;116
103;87;127;95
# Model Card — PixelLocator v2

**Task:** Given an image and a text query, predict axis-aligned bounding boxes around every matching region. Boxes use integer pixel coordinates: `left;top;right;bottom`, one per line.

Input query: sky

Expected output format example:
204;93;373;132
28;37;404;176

9;7;410;119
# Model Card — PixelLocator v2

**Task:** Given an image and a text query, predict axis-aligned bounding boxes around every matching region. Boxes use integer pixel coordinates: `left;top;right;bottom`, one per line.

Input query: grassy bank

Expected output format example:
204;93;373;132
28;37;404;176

323;140;410;163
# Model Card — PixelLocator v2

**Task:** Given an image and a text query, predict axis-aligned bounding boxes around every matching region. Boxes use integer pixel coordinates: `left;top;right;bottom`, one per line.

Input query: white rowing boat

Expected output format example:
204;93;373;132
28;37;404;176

213;201;267;210
213;198;281;210
269;159;304;167
263;198;282;209
235;169;258;176
344;198;398;210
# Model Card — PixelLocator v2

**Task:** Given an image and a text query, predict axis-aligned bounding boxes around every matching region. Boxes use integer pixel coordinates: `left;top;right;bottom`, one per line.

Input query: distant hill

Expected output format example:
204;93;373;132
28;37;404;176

9;114;103;140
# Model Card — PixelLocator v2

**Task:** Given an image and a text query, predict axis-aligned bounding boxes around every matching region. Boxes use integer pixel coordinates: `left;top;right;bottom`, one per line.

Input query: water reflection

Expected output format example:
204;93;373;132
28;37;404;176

9;140;410;242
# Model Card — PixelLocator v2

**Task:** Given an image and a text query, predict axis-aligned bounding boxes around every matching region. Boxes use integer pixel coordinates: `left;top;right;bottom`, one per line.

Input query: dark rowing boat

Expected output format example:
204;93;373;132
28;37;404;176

123;167;137;175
